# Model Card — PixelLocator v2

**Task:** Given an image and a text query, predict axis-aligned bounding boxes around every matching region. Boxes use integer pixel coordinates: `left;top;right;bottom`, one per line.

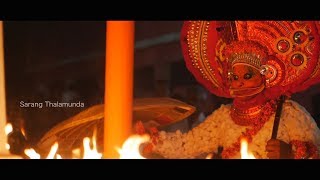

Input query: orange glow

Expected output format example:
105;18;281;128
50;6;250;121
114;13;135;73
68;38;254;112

104;21;135;158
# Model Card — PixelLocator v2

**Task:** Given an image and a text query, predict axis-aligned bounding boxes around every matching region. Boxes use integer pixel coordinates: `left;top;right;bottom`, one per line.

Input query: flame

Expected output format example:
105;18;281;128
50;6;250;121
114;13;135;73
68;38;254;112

46;142;59;159
23;134;149;159
117;134;150;159
24;131;102;159
5;144;10;150
24;148;41;159
82;127;102;159
21;127;26;139
240;138;255;159
5;123;13;150
21;127;150;159
82;137;102;159
5;123;12;135
25;142;60;159
206;153;213;159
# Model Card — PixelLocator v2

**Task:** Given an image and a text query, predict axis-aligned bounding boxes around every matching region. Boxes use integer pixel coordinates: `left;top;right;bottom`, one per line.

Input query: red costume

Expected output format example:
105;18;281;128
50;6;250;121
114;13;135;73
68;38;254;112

150;21;320;158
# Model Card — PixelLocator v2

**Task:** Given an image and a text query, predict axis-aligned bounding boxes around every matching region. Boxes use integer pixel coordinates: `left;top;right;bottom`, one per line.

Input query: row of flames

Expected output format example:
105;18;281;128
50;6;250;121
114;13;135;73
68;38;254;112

4;123;255;159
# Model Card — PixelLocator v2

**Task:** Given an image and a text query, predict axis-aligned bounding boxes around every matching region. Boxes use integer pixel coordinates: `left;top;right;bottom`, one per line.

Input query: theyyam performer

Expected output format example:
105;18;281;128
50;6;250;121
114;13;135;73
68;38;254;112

140;21;320;159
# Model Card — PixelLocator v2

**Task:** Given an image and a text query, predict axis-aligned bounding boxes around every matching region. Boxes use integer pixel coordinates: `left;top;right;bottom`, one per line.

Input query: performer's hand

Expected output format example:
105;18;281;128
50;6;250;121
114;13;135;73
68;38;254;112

266;139;293;159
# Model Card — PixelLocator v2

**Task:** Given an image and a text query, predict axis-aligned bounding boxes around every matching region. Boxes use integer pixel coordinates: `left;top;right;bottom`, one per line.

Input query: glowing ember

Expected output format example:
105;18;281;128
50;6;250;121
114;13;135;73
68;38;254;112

240;138;255;159
117;134;150;159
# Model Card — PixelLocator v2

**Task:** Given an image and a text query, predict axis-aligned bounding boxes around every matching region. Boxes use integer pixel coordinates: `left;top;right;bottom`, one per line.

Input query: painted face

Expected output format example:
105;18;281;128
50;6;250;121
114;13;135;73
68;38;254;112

229;64;264;97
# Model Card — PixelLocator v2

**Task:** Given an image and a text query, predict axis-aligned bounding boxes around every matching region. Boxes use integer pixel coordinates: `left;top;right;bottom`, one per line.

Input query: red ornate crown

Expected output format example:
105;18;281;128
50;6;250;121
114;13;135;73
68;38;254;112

181;21;320;99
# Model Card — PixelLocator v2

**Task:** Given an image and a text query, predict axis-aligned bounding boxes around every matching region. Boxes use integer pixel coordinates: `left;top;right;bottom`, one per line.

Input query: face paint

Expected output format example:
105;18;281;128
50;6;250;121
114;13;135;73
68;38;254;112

229;64;265;97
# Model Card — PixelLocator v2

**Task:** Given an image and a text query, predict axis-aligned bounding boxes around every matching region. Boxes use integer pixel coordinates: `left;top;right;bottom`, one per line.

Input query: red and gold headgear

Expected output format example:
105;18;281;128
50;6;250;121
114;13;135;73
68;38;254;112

181;21;320;99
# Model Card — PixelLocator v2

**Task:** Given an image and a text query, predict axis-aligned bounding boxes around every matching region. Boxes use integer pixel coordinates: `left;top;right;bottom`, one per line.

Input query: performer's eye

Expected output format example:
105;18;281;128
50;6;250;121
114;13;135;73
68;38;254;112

233;75;239;80
244;73;253;80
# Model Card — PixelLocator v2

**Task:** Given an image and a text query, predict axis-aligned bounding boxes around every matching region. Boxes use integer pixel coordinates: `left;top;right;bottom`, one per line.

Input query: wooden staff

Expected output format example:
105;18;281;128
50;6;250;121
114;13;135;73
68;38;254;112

271;95;286;139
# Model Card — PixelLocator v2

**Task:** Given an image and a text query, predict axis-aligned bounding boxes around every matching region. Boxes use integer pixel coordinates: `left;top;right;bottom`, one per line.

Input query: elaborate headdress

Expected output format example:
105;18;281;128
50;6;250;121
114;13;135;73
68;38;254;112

181;21;320;99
